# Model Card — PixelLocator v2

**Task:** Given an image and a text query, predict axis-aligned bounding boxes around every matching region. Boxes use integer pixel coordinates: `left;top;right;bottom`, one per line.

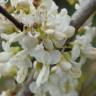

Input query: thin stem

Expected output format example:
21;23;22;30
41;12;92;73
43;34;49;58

0;5;24;31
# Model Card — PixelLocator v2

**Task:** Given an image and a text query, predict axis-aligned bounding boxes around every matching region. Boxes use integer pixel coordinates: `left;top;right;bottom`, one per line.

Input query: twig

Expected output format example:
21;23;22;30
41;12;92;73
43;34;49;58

70;0;96;30
0;5;24;31
65;0;96;45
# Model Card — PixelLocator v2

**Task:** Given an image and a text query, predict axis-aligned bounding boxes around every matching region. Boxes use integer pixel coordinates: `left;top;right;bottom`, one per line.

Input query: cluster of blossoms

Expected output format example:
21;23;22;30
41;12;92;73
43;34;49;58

0;0;96;96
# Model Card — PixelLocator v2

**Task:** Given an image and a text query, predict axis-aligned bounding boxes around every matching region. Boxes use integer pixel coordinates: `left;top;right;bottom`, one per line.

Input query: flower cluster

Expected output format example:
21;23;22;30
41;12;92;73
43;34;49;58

0;0;96;96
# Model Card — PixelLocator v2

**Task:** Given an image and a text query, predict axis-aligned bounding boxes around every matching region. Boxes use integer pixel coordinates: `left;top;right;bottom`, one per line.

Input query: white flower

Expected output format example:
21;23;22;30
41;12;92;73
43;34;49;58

47;83;62;96
32;44;61;65
22;14;35;27
29;81;47;96
1;33;17;41
71;44;80;61
9;50;32;83
20;33;38;52
1;32;25;43
1;32;39;53
32;47;61;86
10;0;18;7
72;27;96;60
47;70;78;96
0;20;15;33
44;8;75;48
0;42;12;62
39;0;58;16
59;59;81;79
0;40;32;82
0;0;8;6
84;47;96;59
69;66;81;79
60;61;72;71
10;0;32;7
54;9;75;39
0;42;17;77
0;63;10;77
36;64;50;87
16;65;28;84
0;91;7;96
43;38;54;50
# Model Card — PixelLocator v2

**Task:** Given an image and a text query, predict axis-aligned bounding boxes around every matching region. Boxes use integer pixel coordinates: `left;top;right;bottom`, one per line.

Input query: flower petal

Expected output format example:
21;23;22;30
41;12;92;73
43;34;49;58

36;65;49;87
71;44;80;61
49;50;61;64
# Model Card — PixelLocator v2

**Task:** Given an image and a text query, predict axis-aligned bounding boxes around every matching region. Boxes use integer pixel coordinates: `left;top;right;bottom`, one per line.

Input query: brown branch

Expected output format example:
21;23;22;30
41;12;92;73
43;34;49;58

65;0;96;45
0;5;24;31
70;0;96;30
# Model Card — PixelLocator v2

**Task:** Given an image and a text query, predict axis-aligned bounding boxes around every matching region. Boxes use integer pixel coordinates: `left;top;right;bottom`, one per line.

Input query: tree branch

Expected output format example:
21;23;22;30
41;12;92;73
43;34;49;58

70;0;96;30
0;5;24;31
65;0;96;45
